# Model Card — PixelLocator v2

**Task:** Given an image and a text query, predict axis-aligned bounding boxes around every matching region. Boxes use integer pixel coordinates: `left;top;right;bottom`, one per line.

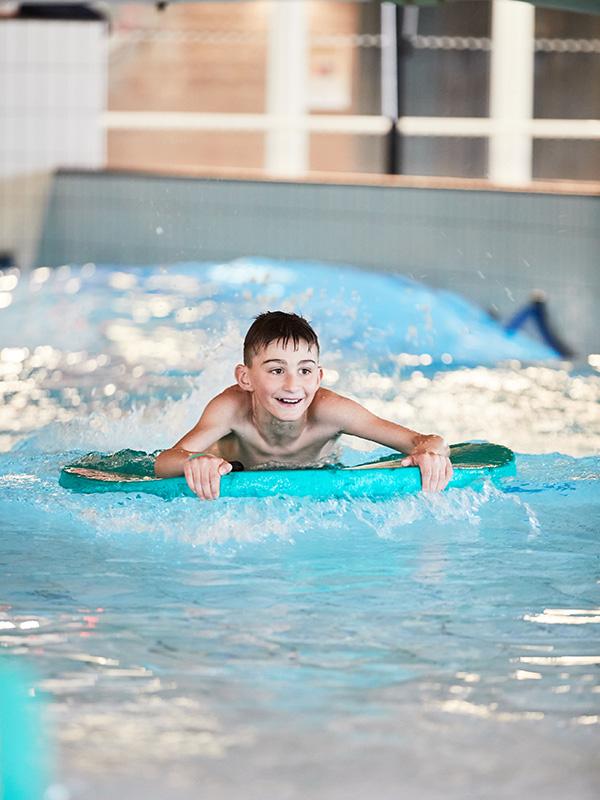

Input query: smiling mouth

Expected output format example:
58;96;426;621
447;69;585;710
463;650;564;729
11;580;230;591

276;397;303;405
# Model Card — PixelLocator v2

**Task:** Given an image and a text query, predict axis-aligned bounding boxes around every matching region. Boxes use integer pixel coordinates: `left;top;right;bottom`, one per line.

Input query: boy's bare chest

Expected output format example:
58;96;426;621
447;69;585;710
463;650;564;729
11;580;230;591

220;422;339;467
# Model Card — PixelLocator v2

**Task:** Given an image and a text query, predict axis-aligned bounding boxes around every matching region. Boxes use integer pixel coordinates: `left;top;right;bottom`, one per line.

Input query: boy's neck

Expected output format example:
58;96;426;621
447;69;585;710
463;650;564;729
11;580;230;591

251;396;307;445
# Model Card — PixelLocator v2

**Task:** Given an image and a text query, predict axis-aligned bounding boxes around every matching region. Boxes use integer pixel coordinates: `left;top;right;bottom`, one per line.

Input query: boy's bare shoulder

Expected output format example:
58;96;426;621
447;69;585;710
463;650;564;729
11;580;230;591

311;388;354;425
219;384;246;401
205;385;249;420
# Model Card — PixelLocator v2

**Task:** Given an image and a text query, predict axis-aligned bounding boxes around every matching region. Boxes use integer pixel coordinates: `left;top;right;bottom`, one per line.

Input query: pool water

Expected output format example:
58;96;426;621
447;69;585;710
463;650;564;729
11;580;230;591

1;259;599;799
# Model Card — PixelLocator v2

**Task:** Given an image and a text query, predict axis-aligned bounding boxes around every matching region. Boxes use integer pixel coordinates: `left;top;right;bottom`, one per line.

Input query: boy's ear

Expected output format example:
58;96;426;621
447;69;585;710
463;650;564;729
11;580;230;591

235;363;253;392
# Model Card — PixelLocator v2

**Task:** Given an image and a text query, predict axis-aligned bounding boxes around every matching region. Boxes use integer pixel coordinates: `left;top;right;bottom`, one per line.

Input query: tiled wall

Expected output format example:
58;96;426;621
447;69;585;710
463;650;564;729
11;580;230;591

0;20;106;178
36;171;600;356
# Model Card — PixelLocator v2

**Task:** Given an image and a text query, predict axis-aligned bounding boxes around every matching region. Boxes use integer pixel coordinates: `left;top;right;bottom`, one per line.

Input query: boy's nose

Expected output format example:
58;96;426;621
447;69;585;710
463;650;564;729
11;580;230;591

283;374;299;390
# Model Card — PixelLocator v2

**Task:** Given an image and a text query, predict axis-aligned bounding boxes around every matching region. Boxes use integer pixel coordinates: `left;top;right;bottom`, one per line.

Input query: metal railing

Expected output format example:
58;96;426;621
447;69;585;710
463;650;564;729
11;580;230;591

105;111;600;141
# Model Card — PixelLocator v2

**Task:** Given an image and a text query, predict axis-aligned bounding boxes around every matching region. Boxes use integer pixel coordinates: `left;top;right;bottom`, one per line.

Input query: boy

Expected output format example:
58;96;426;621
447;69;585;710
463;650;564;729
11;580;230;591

155;311;453;499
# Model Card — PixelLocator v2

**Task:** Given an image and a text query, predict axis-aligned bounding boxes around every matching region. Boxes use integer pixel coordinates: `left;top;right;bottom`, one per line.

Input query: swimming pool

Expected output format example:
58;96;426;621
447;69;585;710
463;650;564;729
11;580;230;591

1;259;599;799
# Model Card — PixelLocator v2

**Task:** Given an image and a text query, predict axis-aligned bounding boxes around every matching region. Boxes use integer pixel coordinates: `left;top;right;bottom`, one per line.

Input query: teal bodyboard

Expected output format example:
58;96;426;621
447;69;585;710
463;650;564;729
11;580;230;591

59;442;515;500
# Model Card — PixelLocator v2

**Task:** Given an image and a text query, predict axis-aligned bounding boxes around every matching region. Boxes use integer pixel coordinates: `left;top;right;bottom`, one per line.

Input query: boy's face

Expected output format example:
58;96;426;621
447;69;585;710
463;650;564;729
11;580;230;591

237;338;322;421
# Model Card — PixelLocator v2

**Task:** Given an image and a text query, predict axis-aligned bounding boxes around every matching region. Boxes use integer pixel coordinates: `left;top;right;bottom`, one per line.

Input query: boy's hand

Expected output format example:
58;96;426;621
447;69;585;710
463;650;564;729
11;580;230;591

184;454;232;500
400;452;453;492
400;436;453;492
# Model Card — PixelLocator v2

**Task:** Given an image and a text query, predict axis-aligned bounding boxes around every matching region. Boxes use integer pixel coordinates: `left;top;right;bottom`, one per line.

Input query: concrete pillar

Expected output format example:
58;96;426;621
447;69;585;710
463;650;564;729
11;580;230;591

489;0;535;185
380;2;398;119
265;0;309;176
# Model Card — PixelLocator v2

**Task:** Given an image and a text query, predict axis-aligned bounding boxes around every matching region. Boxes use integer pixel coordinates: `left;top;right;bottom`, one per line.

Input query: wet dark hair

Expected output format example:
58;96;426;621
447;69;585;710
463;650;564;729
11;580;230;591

243;311;320;365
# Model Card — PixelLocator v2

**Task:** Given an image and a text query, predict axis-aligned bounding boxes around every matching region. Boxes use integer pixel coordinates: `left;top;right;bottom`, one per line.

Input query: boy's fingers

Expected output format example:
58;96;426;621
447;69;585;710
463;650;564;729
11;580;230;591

445;460;453;488
404;453;452;492
432;460;442;492
195;471;208;500
184;463;198;497
210;471;220;499
437;463;446;492
203;461;230;500
437;460;448;492
200;463;217;500
206;462;224;500
193;462;210;500
431;465;439;492
200;465;210;497
186;460;207;499
421;463;432;492
425;465;435;493
438;459;451;491
438;458;452;491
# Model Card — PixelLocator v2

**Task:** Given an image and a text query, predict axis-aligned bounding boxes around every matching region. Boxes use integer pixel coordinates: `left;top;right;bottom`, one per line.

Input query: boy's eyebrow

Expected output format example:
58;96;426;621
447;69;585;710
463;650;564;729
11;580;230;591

261;358;317;366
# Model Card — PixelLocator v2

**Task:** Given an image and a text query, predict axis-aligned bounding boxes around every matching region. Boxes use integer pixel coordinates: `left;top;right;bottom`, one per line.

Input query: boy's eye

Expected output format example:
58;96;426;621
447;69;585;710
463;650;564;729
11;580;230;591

300;368;312;375
270;368;283;375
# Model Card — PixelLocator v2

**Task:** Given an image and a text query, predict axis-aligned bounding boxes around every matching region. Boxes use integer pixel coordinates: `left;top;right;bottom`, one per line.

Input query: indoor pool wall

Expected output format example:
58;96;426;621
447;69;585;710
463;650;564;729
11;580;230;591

33;170;600;357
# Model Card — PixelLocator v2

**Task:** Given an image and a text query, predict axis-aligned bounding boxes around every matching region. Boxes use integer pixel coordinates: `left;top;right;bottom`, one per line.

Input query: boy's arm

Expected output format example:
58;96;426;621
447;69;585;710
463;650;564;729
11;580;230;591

318;391;452;492
154;390;237;483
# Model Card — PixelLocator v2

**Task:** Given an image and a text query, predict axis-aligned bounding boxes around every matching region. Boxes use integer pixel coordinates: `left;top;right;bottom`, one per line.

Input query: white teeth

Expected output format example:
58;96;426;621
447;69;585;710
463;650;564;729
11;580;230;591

278;398;301;404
